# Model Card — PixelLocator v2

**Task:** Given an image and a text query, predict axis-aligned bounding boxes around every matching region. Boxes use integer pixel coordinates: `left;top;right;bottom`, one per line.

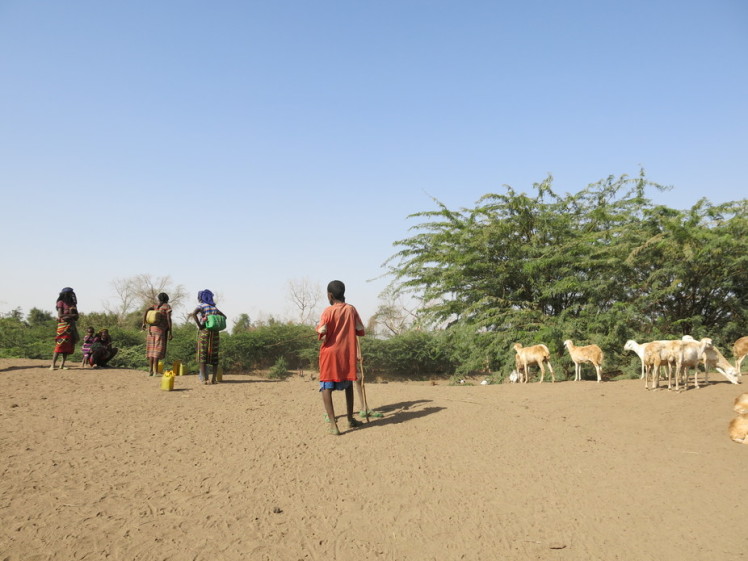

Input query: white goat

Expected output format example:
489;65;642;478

624;340;678;388
677;338;713;390
563;340;603;382
680;335;739;386
733;336;748;378
700;344;739;385
513;343;555;383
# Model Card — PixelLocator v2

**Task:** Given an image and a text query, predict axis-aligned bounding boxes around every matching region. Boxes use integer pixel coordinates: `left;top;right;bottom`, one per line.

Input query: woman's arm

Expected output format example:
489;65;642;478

192;307;203;329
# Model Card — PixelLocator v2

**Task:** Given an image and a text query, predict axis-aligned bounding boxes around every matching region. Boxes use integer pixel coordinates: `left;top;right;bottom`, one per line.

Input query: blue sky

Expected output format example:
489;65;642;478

1;0;746;325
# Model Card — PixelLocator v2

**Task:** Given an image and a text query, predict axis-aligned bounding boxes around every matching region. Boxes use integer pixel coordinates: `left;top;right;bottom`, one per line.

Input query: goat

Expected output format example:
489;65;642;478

513;343;555;383
641;342;665;390
734;336;748;379
624;340;678;389
624;339;677;381
728;415;748;444
563;340;603;382
700;344;739;385
508;353;524;383
734;393;748;415
674;338;713;390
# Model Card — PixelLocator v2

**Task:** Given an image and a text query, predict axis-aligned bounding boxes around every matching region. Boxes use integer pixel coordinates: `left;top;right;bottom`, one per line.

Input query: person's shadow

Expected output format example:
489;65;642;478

218;378;279;384
1;366;37;373
355;399;444;429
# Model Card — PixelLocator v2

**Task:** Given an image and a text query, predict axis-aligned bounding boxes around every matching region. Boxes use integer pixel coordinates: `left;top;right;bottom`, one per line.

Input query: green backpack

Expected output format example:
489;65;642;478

205;313;226;332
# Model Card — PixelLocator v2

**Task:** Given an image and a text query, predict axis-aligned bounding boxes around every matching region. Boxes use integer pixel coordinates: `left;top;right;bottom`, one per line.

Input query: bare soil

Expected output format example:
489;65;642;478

1;358;745;561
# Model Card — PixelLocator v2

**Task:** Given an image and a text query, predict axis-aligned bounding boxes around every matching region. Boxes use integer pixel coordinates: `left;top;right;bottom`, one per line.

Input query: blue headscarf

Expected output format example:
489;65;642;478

198;289;216;306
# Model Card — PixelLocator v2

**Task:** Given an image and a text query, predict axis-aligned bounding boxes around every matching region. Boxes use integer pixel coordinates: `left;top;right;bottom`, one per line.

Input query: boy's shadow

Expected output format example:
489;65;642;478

219;378;279;384
356;399;444;429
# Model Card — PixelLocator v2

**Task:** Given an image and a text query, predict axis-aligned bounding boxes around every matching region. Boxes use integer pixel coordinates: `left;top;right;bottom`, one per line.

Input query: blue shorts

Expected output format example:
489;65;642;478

319;381;353;391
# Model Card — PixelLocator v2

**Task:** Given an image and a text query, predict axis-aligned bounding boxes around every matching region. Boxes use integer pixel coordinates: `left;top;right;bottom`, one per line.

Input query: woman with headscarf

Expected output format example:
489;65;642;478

192;289;226;385
50;287;79;370
142;292;173;376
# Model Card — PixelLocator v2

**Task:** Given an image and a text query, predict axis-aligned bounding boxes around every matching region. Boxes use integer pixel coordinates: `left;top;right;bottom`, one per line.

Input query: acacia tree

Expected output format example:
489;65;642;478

385;171;747;374
626;199;748;344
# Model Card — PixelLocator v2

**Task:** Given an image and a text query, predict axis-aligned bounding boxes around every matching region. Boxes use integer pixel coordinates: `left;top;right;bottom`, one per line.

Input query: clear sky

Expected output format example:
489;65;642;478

1;0;746;325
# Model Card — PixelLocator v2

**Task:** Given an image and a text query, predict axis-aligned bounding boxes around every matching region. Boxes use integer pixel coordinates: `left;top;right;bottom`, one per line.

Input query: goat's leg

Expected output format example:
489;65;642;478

595;363;601;383
538;362;545;383
547;361;555;383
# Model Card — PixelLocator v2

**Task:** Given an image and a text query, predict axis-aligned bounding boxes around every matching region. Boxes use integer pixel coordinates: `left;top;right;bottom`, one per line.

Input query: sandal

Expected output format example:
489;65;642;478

329;426;341;436
348;418;363;429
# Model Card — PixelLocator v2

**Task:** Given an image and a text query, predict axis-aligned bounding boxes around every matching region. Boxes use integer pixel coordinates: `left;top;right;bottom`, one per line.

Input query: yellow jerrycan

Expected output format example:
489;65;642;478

216;364;223;383
161;370;175;391
172;359;183;376
157;360;164;374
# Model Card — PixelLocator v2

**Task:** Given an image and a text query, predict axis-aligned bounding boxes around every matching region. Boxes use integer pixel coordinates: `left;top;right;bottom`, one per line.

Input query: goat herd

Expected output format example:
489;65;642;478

511;335;748;389
511;336;748;445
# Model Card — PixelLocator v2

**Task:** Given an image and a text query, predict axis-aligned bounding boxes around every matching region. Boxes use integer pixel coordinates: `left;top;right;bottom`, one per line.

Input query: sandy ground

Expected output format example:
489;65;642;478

1;358;746;561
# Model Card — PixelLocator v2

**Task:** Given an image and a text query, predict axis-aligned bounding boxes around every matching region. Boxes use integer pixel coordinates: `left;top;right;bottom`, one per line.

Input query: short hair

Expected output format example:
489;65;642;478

158;292;169;304
327;280;346;302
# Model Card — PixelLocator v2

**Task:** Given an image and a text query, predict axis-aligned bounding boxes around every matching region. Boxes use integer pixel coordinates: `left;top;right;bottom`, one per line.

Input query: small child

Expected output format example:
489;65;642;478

80;327;95;367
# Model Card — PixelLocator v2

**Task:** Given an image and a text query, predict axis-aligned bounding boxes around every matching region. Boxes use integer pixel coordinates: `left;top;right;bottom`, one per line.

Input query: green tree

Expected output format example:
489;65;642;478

385;171;747;375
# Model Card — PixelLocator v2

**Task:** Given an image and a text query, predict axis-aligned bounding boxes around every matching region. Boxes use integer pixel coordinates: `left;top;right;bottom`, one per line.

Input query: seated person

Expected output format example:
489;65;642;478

90;329;119;367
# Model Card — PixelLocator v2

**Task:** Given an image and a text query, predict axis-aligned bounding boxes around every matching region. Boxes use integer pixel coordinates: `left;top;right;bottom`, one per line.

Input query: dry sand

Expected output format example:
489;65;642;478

1;358;745;561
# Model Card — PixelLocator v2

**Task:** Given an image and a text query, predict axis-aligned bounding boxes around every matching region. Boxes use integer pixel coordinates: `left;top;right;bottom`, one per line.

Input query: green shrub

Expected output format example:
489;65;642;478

268;357;291;380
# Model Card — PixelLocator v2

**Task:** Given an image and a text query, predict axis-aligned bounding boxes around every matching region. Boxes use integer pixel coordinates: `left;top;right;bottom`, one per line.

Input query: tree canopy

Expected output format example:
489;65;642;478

385;171;747;372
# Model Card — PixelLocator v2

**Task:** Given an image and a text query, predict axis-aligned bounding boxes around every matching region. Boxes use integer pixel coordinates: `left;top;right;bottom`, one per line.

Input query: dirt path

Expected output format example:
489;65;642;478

1;359;745;560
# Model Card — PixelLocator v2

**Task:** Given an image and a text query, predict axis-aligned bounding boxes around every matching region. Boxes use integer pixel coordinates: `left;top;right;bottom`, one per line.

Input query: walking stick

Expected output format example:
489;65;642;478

356;337;370;423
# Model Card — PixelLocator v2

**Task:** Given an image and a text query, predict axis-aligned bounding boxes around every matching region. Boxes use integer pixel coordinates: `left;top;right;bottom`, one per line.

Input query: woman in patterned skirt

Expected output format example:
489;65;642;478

192;289;226;385
50;287;79;370
142;292;173;376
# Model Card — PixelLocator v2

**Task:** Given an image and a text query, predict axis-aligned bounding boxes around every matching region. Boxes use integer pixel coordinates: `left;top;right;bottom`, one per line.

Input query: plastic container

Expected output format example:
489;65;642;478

161;370;174;391
216;365;223;383
172;359;183;376
157;360;164;374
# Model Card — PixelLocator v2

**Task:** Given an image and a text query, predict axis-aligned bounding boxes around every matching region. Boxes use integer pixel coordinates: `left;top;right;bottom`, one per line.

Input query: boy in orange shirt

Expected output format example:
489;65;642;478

316;280;365;435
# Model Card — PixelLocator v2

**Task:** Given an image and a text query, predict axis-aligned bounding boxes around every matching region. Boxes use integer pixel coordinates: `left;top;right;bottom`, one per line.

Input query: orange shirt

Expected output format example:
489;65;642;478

316;302;365;382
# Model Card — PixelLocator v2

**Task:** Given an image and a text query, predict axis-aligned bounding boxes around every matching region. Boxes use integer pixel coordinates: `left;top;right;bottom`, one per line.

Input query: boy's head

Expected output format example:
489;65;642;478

158;292;169;304
327;280;346;303
86;327;94;335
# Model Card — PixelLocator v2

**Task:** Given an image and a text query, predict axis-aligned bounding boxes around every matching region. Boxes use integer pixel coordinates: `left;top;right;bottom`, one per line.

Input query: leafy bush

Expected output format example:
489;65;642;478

268;357;291;380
